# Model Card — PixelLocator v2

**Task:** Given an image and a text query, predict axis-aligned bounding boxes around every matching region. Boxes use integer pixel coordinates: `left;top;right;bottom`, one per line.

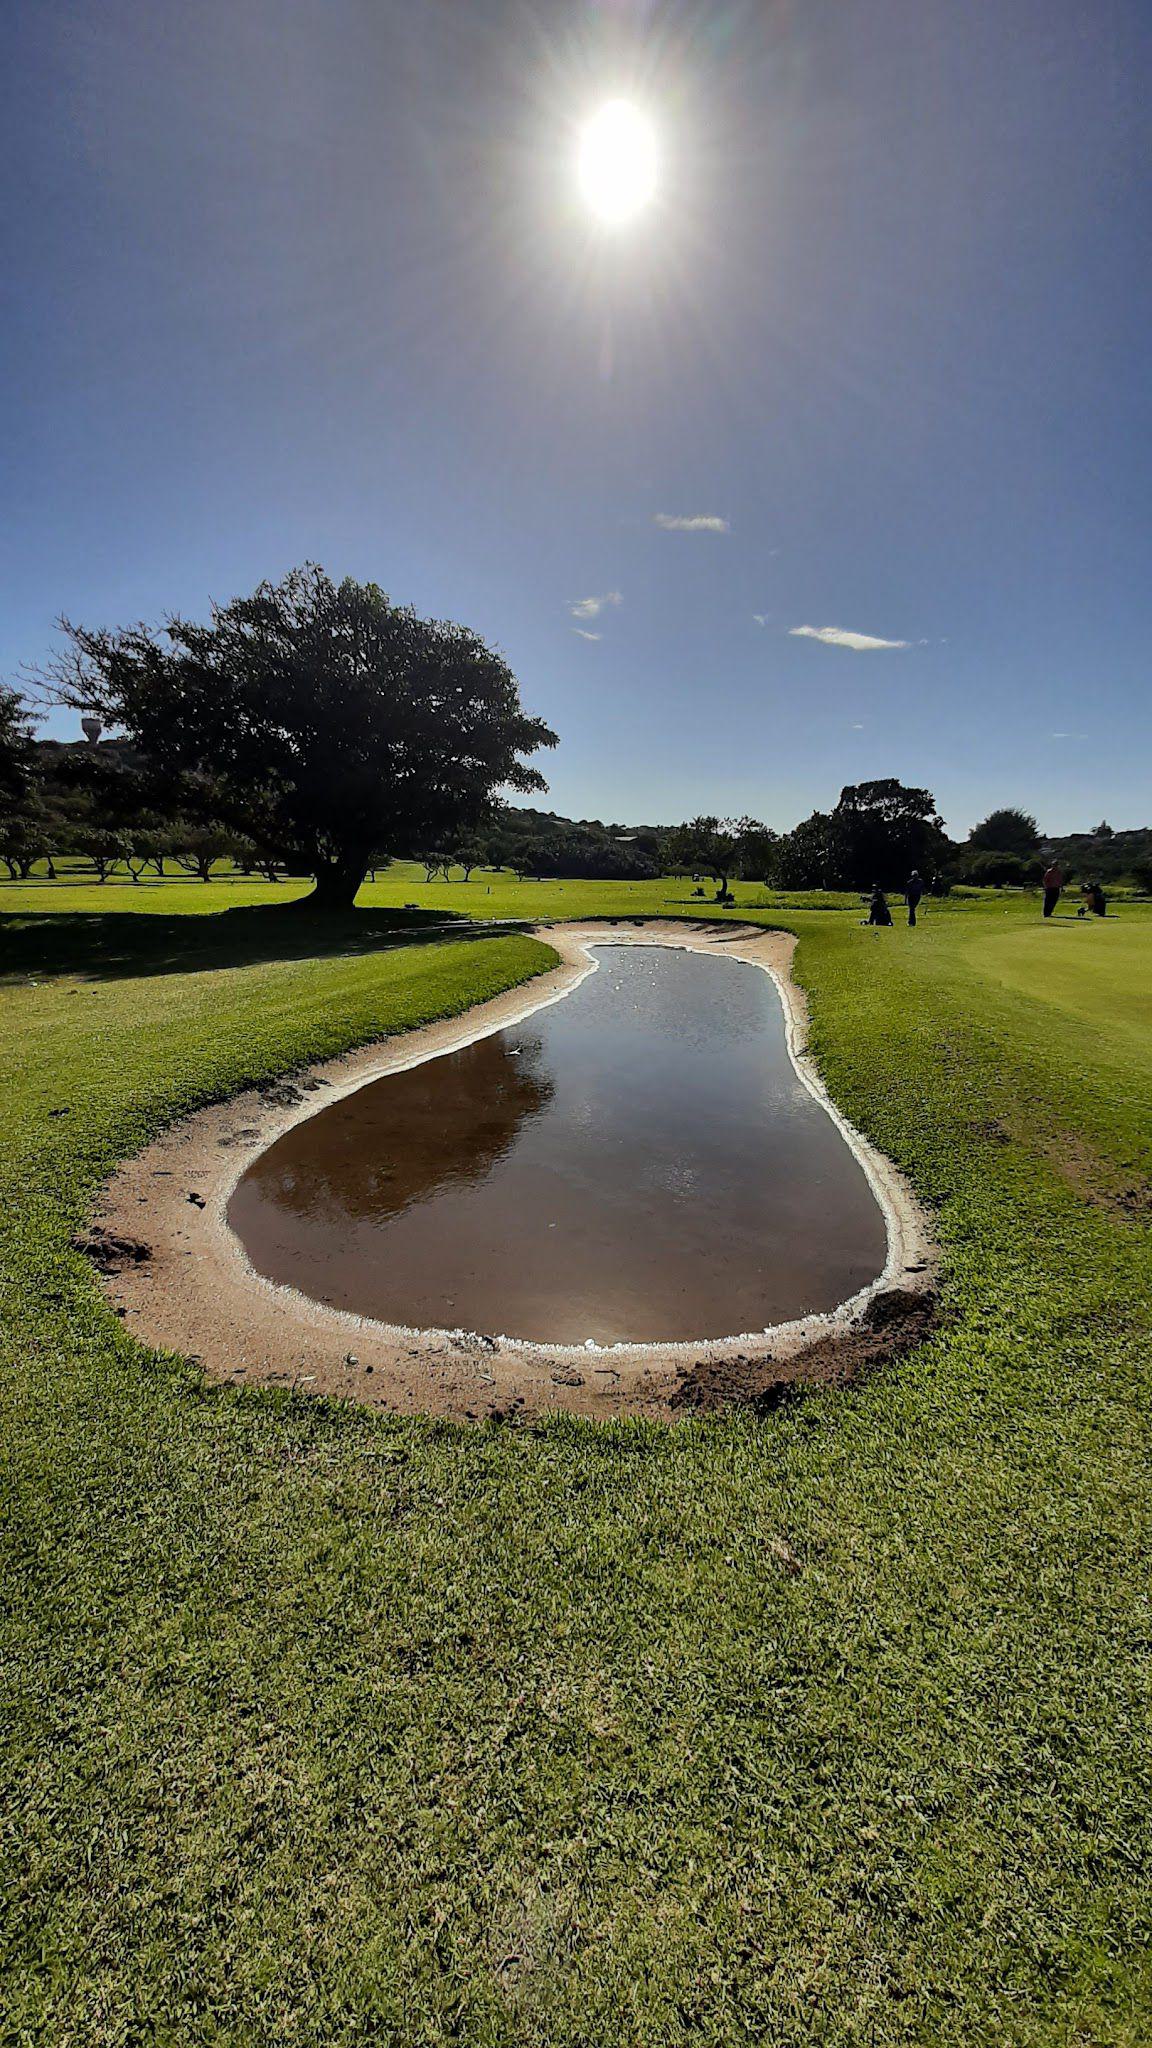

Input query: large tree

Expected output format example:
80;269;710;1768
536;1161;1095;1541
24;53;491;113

0;685;36;806
771;811;837;889
829;778;950;889
0;686;49;876
40;566;558;909
967;807;1042;858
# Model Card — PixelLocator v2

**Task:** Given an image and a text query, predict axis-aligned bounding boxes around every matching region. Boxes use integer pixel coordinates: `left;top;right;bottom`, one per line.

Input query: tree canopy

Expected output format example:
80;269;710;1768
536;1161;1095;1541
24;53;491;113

828;779;949;889
0;686;50;878
41;566;558;908
967;807;1042;857
0;685;36;805
763;781;950;891
667;816;768;896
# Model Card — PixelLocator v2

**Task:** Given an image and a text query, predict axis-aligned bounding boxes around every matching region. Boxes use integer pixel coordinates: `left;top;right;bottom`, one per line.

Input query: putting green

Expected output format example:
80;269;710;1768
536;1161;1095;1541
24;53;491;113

957;914;1152;1059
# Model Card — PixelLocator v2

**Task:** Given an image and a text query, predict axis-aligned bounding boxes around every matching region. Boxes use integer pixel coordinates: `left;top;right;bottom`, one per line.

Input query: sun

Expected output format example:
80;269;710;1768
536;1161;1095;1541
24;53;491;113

577;101;658;225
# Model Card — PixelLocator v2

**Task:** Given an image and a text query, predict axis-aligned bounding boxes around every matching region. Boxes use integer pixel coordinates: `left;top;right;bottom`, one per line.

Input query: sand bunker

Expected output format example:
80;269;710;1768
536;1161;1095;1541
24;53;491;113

87;922;937;1420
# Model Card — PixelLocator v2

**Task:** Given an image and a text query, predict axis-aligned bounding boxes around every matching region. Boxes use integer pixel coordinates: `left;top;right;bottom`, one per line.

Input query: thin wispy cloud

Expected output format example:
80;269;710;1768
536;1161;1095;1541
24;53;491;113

790;624;910;651
568;590;622;621
572;627;602;641
752;613;770;627
654;513;730;533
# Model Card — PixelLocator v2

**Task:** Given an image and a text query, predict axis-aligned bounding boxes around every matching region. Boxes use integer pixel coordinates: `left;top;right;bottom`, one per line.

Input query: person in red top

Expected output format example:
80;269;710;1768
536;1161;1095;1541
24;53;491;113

1042;861;1064;918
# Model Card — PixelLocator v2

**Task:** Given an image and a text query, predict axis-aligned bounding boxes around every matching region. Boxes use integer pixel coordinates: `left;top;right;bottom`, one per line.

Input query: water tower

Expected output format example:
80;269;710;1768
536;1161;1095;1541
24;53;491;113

80;715;103;745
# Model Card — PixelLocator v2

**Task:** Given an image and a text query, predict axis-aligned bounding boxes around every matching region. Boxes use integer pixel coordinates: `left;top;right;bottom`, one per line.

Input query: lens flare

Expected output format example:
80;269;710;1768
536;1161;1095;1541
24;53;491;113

577;101;658;225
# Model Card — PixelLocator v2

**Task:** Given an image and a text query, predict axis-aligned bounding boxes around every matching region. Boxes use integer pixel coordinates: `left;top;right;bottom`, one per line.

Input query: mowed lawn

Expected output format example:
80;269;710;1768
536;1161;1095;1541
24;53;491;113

2;877;1150;2046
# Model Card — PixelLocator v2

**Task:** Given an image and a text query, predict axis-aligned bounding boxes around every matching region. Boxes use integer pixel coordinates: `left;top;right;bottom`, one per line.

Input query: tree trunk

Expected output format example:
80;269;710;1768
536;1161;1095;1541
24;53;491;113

304;859;366;911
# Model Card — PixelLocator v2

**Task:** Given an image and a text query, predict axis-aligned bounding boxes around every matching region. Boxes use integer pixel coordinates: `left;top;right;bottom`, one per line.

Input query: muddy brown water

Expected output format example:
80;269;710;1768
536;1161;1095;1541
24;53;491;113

227;945;888;1345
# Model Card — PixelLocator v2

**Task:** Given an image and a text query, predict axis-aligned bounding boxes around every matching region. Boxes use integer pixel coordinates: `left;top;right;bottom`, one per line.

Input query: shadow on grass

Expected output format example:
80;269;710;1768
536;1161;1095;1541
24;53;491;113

0;902;528;985
663;893;849;914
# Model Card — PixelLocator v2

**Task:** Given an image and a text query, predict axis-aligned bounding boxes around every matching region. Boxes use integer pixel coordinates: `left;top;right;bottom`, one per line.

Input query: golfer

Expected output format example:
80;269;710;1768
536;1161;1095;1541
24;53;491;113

1042;860;1063;918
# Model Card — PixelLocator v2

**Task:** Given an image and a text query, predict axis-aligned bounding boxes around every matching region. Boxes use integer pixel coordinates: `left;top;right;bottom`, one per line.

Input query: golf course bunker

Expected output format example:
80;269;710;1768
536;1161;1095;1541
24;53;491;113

227;945;888;1346
92;923;936;1419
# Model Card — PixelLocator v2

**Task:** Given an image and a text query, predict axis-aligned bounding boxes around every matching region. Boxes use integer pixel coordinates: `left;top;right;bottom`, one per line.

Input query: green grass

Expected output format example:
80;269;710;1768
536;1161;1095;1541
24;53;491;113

0;858;859;924
2;880;1150;2044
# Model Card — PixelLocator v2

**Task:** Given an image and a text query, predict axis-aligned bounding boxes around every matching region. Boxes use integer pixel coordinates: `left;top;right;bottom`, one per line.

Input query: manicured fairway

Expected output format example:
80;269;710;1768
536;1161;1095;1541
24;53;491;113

2;880;1150;2045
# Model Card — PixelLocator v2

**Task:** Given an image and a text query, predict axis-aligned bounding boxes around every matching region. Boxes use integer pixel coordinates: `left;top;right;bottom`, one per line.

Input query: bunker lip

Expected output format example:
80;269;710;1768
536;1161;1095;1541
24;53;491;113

89;921;938;1422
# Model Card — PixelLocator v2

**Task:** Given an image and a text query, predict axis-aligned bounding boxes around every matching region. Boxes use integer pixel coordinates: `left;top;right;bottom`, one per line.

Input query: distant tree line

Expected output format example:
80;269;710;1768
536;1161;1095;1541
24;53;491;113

666;784;952;896
940;807;1152;891
0;723;675;889
3;574;1150;901
6;716;1150;899
0;728;287;884
665;792;1152;896
453;808;666;883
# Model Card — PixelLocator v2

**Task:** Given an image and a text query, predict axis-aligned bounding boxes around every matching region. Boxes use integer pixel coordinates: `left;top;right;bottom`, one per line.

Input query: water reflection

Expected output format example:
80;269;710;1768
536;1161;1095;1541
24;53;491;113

228;947;887;1344
237;1031;554;1224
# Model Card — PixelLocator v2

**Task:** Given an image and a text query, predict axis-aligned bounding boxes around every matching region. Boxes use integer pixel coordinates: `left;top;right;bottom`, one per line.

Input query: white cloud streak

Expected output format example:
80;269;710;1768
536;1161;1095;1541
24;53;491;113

752;613;770;627
572;627;602;641
789;624;910;651
569;590;621;621
654;513;730;533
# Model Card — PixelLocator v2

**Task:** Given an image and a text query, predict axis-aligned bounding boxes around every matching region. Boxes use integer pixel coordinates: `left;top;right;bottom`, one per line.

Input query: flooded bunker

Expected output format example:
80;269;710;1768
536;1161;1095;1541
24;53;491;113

227;945;889;1347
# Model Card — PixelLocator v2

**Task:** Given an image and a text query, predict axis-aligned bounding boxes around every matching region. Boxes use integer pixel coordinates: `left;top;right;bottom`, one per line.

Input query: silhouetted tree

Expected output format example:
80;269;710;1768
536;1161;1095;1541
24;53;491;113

0;686;36;802
38;566;557;911
453;838;485;881
125;828;175;882
419;850;453;882
967;807;1041;858
830;779;950;889
771;812;837;889
733;822;778;882
0;816;51;880
0;687;48;875
173;827;239;882
74;829;131;882
668;816;764;899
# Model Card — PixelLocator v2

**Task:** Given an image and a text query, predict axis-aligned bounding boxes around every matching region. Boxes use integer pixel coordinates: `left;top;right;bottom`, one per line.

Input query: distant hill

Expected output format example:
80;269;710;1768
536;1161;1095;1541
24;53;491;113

1044;825;1152;885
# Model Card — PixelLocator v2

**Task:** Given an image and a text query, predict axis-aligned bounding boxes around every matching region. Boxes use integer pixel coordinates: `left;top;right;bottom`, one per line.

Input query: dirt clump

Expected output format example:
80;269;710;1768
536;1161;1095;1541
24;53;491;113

259;1082;305;1109
671;1284;939;1415
73;1226;152;1275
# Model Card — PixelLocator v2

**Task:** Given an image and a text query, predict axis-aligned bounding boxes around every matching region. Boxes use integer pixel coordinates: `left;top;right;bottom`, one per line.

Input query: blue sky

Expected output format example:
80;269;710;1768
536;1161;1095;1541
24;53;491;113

3;0;1149;836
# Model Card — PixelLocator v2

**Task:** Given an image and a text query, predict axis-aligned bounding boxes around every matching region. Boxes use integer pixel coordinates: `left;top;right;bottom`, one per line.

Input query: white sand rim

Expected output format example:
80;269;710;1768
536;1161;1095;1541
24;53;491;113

92;921;936;1421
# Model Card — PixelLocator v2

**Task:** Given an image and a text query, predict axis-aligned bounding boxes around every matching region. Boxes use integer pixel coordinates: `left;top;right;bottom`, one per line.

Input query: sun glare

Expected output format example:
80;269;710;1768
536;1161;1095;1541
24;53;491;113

577;100;658;225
